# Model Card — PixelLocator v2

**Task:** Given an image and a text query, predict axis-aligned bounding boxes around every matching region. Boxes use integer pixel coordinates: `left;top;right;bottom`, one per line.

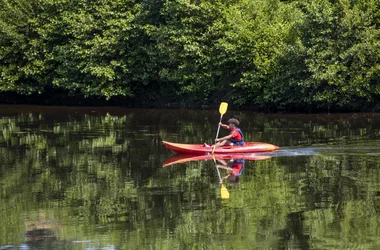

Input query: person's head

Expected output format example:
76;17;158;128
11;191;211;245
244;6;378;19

227;118;240;128
229;174;240;184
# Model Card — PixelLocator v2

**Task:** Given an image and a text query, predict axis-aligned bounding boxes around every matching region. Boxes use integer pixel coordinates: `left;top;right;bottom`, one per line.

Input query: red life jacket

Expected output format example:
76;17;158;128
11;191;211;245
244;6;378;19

231;160;245;176
230;128;244;146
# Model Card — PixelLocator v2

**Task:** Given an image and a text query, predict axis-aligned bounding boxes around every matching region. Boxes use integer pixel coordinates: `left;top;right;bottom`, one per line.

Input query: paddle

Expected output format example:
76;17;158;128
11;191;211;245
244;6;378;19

212;102;228;155
212;102;230;199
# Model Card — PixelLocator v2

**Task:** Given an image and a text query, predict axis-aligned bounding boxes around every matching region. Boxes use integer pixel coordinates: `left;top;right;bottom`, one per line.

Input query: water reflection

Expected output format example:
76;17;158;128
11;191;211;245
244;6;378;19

216;159;245;184
164;153;274;201
163;153;271;167
164;153;273;189
1;106;380;249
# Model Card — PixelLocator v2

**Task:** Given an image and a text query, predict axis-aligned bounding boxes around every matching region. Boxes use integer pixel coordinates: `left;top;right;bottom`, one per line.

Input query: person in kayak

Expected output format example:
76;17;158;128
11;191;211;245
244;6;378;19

214;118;244;147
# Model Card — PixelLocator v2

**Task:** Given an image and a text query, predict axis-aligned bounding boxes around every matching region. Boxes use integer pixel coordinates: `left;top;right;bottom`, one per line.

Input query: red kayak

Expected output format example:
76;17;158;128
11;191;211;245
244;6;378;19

163;153;272;167
162;141;279;154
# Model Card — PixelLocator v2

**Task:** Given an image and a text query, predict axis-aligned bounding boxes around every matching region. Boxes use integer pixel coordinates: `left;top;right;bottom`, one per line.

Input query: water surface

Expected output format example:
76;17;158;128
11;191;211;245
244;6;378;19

1;105;380;249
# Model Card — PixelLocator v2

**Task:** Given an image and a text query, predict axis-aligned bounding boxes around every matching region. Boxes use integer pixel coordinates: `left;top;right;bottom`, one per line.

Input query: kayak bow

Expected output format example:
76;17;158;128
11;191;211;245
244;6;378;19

162;141;279;154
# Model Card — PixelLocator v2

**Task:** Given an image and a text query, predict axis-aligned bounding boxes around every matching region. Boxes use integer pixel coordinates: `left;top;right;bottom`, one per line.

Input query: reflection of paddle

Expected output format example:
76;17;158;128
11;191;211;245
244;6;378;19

212;153;230;199
212;102;228;155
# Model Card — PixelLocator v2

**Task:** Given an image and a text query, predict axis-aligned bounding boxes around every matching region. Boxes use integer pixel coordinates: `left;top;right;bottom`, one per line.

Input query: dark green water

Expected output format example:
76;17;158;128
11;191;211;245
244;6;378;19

1;105;380;249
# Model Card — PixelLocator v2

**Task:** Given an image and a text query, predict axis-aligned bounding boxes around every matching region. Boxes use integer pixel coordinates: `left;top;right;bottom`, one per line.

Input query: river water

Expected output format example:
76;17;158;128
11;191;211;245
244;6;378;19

1;105;380;249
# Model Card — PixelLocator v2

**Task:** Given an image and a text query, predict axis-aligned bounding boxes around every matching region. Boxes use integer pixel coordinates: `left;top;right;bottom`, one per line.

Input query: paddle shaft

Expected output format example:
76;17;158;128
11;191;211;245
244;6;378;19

212;115;223;154
212;153;223;184
216;165;222;184
215;115;223;140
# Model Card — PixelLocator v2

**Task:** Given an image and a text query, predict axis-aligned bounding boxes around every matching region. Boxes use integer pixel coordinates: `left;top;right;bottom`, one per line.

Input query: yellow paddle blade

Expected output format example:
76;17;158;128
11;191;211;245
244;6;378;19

220;184;230;199
219;102;228;115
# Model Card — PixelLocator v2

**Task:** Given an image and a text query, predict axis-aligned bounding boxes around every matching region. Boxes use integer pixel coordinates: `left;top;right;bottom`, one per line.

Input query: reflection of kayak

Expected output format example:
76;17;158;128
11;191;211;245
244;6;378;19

162;141;279;154
163;153;272;167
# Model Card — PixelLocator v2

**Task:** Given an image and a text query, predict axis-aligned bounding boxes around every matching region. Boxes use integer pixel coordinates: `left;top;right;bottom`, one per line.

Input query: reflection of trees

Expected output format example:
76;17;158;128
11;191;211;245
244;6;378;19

282;154;380;249
0;112;138;246
1;109;380;248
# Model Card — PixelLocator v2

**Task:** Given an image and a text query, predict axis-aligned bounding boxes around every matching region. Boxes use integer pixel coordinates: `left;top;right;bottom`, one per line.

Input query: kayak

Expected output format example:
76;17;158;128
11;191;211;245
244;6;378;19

163;153;272;167
162;141;279;154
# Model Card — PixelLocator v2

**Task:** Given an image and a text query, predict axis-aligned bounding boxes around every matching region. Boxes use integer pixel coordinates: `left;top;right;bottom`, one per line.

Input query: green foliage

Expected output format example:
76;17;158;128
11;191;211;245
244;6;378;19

297;0;380;107
1;0;380;109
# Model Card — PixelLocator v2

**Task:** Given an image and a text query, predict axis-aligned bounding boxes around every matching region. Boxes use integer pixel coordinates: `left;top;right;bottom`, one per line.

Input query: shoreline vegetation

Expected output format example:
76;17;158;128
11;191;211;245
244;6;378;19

1;0;380;113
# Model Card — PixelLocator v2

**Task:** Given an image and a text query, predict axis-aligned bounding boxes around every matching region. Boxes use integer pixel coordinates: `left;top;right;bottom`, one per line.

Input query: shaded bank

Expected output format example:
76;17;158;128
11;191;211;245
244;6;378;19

0;90;378;113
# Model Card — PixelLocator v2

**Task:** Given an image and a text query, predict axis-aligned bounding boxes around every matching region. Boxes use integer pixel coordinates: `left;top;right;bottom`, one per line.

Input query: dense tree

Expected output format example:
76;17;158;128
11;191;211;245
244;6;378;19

296;0;380;109
1;0;380;110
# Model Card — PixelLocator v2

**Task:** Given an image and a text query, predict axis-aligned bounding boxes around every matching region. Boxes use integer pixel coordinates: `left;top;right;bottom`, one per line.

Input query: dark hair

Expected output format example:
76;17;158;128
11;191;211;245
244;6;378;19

227;118;240;126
